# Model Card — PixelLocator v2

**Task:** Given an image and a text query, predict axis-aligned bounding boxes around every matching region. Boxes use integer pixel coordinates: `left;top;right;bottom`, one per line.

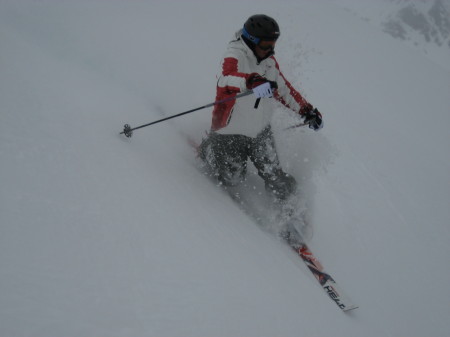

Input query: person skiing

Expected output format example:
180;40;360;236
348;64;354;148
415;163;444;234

199;14;323;202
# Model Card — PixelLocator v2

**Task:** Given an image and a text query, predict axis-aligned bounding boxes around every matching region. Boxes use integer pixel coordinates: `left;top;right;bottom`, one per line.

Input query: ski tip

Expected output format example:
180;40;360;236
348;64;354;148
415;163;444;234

343;305;359;313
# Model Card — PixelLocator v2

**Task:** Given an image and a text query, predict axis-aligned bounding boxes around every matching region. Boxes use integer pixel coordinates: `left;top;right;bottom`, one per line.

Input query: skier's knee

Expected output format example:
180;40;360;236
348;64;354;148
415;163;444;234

265;171;297;200
198;133;248;187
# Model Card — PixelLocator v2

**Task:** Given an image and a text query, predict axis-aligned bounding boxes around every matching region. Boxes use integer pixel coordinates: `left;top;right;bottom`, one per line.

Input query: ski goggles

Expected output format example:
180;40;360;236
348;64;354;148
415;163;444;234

257;40;277;51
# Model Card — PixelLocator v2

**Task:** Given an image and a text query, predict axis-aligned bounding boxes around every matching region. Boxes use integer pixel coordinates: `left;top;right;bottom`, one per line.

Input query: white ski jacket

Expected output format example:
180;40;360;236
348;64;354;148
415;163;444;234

211;30;310;138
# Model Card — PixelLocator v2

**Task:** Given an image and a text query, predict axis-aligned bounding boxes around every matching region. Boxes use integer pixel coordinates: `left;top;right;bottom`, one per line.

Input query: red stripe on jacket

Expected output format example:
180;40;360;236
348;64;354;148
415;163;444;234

271;56;309;112
211;57;249;131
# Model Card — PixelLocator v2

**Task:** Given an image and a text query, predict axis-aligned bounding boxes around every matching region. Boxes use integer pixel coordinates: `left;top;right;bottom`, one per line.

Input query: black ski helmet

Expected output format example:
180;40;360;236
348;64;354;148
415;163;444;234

242;14;280;44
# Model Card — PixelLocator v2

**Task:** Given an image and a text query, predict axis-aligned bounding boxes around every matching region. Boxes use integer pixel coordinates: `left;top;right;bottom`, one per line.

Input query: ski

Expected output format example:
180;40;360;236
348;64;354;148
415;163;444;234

292;244;358;312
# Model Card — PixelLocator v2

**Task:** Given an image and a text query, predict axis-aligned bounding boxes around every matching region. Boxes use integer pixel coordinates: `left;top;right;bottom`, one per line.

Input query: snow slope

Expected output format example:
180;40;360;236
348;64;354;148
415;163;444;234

1;1;449;336
334;0;450;71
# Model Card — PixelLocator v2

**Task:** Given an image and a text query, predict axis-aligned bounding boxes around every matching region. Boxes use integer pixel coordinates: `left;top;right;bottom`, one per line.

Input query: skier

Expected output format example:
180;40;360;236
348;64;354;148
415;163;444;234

199;14;323;202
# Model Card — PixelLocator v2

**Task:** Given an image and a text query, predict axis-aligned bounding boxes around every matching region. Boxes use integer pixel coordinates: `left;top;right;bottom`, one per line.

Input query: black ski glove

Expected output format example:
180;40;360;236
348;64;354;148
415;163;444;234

300;103;323;131
246;73;278;91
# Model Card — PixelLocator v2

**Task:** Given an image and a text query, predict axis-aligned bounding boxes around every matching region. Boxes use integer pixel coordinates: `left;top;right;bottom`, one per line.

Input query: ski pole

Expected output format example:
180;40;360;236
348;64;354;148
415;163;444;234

284;122;309;130
120;91;254;138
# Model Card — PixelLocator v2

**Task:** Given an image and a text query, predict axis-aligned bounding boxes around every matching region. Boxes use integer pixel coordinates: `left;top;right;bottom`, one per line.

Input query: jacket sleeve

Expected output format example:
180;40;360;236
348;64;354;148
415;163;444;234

216;50;251;93
271;56;310;114
211;51;250;131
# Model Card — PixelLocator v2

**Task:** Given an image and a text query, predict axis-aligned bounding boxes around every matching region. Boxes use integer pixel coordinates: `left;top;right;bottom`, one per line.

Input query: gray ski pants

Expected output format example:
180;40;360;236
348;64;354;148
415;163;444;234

198;126;297;200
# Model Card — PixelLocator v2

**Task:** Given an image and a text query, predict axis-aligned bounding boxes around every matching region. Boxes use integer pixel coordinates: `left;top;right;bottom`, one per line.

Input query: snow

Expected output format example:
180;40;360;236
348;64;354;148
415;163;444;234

332;0;450;71
1;1;449;336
